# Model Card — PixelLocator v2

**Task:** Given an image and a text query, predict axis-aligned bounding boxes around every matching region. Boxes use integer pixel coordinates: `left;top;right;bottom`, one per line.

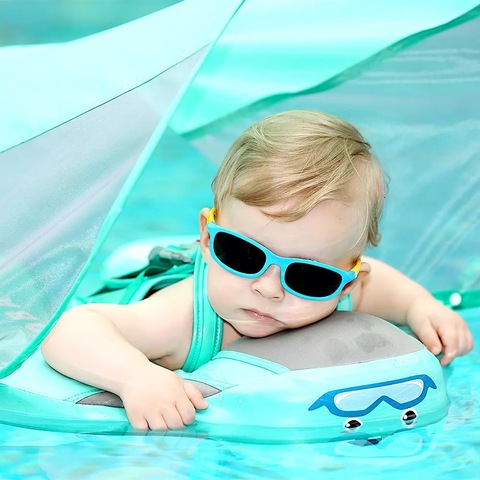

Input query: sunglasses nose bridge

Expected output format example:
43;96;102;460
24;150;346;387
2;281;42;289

251;263;285;300
263;248;288;272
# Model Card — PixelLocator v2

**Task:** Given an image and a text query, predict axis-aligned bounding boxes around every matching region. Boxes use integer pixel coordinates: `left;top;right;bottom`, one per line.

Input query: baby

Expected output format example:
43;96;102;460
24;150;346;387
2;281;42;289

42;110;473;431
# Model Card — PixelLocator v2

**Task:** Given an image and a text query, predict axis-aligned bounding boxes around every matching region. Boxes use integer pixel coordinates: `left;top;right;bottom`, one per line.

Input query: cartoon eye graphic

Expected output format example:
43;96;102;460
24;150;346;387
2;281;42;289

402;409;418;427
344;418;362;432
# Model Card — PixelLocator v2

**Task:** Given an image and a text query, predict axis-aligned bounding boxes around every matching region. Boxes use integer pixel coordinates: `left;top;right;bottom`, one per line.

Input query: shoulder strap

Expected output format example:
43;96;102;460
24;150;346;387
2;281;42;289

182;249;223;372
337;293;353;311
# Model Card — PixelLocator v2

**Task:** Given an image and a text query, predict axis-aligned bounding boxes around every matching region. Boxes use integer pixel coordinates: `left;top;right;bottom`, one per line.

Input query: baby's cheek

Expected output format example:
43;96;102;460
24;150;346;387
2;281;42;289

206;266;234;313
286;297;338;328
207;281;222;313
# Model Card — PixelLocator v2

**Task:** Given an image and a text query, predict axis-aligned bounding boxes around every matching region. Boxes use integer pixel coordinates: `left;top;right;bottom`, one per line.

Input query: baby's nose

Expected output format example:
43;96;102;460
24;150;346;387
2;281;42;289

251;265;285;301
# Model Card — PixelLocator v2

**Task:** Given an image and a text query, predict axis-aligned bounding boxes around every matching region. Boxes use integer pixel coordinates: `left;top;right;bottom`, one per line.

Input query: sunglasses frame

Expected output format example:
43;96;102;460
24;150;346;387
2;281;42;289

206;208;361;301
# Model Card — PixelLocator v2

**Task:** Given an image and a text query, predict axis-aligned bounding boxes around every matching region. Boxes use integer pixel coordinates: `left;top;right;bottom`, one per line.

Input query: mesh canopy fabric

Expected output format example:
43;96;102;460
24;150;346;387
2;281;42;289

0;0;241;376
0;56;202;373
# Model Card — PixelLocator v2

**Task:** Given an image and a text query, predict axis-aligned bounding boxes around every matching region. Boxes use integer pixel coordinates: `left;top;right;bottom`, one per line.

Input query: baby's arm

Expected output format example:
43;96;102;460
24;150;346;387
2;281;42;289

41;276;207;430
352;257;473;366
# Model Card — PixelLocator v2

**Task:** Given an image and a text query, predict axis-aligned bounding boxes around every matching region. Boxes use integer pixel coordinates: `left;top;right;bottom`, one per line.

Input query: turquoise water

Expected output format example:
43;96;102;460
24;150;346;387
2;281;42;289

1;146;479;479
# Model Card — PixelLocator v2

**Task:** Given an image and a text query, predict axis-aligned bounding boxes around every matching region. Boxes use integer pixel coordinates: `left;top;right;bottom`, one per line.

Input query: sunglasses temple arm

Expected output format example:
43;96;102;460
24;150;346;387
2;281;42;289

352;258;362;277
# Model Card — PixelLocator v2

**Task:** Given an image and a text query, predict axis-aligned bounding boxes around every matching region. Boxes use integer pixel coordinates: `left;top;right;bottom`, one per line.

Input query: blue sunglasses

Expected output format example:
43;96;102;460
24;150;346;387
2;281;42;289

206;208;360;301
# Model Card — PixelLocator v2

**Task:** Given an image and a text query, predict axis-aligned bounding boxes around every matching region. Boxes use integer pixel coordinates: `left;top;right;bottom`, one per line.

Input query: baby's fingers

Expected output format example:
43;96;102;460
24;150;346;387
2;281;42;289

124;399;186;431
457;321;474;355
442;322;474;364
413;321;443;357
434;316;474;366
124;406;159;431
127;414;150;432
159;407;189;430
184;381;209;411
143;405;186;431
427;318;458;366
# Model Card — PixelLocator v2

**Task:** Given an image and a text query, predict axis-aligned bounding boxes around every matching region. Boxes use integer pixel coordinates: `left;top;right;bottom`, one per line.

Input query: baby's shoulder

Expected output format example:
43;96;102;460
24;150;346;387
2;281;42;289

147;275;194;323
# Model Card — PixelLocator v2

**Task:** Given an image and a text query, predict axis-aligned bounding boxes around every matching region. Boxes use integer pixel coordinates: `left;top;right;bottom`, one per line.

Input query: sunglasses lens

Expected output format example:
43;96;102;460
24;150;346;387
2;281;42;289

213;232;266;274
285;263;343;298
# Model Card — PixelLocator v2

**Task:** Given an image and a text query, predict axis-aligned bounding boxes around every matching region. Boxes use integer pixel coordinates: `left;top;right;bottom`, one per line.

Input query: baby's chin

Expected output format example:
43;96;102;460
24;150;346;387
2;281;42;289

228;321;285;338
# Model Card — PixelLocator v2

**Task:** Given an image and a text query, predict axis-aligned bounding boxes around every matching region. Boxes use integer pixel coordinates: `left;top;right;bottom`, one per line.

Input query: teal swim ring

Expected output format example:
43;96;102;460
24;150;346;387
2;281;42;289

0;238;449;444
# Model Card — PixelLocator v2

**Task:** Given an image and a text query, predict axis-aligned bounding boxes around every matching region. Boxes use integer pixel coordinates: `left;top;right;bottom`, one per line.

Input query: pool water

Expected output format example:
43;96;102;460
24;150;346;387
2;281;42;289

1;144;479;480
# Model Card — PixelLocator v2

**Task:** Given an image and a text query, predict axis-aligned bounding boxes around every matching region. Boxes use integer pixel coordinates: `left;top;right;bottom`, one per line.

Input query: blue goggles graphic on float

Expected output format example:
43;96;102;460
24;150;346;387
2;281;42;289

308;375;437;417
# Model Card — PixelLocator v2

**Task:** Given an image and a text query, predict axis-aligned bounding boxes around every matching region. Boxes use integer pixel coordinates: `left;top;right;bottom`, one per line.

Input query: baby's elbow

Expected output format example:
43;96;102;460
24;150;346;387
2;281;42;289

40;307;78;356
40;330;56;365
40;336;52;359
40;319;63;360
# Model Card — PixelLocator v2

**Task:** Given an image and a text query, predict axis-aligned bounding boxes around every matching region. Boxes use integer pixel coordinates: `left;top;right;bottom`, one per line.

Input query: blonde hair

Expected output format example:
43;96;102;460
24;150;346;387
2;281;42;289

212;110;386;253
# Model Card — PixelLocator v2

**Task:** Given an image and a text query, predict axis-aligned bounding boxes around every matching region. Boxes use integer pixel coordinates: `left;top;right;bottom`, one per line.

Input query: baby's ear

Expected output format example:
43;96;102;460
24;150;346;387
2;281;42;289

341;260;370;296
198;208;211;255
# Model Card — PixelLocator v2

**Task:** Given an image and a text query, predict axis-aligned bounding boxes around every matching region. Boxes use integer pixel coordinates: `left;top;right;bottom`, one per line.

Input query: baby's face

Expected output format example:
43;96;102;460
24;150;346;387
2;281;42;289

200;197;366;338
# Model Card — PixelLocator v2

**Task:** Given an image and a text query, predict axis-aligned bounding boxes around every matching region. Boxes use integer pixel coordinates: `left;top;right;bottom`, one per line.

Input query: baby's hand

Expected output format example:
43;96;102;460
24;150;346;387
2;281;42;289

407;298;474;366
119;363;208;431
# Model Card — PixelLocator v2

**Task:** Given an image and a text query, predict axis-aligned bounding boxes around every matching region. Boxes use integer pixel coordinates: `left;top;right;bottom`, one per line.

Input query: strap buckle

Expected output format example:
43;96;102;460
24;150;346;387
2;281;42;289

148;245;195;268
